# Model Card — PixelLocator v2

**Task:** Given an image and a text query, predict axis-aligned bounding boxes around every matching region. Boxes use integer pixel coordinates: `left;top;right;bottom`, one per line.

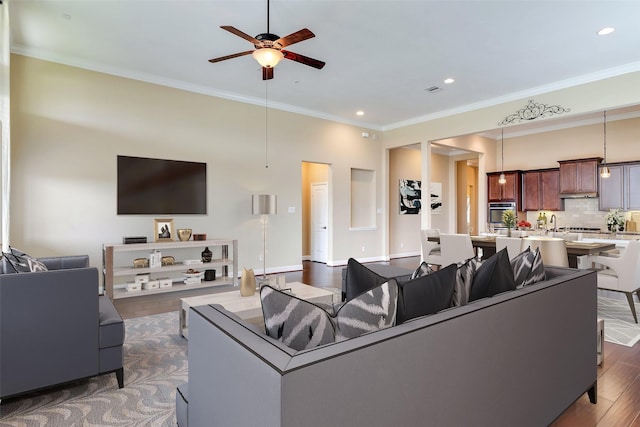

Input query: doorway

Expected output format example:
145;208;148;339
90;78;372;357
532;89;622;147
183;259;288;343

301;162;330;263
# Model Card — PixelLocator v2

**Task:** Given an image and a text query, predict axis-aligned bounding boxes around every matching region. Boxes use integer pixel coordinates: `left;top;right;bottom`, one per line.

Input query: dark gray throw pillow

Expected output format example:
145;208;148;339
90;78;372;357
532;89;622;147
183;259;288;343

261;280;399;349
454;257;480;307
511;247;534;288
334;279;398;341
260;285;335;351
344;257;388;302
410;261;434;280
522;248;546;286
469;248;516;302
397;263;457;324
2;248;48;273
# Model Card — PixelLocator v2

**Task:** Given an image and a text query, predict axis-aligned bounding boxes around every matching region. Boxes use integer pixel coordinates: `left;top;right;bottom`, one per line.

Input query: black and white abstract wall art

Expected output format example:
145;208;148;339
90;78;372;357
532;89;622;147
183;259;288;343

399;179;421;214
430;182;443;214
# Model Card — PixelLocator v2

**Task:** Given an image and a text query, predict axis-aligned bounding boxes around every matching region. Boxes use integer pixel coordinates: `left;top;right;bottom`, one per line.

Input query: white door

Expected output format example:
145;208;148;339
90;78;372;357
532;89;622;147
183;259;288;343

311;183;328;263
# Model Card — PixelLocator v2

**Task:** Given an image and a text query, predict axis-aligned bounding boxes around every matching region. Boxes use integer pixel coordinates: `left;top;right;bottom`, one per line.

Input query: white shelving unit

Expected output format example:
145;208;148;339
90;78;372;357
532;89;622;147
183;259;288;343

103;239;238;300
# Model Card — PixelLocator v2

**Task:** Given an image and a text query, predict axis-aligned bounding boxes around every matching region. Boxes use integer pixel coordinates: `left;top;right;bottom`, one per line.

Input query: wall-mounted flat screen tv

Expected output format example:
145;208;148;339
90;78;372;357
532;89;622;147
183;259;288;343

117;155;207;215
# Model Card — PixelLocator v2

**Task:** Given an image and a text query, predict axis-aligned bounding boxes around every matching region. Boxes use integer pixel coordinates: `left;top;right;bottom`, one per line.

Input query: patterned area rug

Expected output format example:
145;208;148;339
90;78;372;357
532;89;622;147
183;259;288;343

598;296;640;347
0;312;186;426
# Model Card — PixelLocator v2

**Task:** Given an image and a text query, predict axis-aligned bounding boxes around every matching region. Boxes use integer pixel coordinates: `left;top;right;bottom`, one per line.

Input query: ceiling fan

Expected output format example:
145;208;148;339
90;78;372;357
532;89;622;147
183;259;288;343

208;0;326;80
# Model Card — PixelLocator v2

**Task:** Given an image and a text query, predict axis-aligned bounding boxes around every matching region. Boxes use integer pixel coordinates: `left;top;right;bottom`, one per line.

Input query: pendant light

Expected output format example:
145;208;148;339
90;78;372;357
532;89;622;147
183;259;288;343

600;110;611;178
498;128;507;184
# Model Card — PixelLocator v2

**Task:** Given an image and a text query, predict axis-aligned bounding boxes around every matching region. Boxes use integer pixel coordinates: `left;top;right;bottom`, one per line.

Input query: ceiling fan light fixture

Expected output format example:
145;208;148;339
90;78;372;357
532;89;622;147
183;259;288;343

252;48;284;68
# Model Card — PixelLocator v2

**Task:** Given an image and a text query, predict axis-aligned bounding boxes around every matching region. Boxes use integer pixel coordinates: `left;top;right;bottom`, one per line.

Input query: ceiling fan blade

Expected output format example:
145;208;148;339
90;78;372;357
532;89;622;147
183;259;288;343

221;26;261;45
262;67;274;80
208;51;254;63
275;28;315;48
282;50;326;69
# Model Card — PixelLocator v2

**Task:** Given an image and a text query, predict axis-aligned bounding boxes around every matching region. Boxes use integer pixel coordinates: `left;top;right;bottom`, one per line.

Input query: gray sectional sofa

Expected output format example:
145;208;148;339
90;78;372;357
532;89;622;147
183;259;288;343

0;254;125;401
179;266;597;427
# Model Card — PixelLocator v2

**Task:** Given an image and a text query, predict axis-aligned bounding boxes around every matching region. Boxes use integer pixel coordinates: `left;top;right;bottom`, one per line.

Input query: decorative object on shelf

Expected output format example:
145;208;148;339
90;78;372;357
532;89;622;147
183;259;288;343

240;268;256;297
600;111;611;178
161;256;175;266
126;282;141;292
498;99;571;125
143;280;160;290
605;209;625;233
149;250;162;268
177;228;192;241
193;233;207;241
154;218;175;242
123;236;147;244
253;194;277;279
133;258;149;268
158;278;173;288
502;209;516;237
184;269;203;285
201;246;213;263
204;269;216;281
135;274;150;285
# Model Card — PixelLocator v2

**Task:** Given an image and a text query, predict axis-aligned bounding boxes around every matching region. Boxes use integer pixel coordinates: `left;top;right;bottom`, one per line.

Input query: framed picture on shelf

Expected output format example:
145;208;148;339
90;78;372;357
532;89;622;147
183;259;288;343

154;218;175;242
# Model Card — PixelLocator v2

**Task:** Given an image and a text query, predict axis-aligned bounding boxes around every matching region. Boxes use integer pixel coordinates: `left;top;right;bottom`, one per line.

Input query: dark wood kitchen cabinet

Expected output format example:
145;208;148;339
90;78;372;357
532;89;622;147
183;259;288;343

558;158;601;196
599;162;640;210
522;169;563;211
488;171;522;211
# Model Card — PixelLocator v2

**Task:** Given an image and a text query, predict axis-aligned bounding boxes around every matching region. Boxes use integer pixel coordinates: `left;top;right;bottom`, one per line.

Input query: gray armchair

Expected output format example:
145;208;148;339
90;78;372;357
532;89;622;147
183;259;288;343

0;254;124;401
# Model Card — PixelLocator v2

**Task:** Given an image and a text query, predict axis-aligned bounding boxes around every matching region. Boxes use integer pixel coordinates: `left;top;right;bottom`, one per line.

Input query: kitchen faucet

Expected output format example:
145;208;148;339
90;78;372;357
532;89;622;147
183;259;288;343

550;214;557;232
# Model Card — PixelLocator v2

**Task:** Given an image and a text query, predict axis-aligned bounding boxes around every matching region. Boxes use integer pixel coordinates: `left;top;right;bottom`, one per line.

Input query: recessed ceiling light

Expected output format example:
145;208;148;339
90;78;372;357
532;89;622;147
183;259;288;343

444;78;455;84
356;111;364;116
597;27;615;36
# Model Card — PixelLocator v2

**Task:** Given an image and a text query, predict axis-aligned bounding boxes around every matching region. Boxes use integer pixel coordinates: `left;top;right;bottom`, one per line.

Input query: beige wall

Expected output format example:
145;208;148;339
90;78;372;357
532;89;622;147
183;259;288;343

384;71;640;231
8;54;640;271
388;147;421;257
429;153;451;232
456;160;478;234
500;116;640;171
10;55;382;273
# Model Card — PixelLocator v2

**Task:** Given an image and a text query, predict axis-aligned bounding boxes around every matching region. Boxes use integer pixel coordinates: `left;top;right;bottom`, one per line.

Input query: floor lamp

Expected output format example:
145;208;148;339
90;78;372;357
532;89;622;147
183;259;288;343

252;194;277;280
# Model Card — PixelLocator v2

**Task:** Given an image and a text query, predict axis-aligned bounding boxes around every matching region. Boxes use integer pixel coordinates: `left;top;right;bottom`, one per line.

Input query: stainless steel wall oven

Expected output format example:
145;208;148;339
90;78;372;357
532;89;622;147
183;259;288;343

488;202;517;228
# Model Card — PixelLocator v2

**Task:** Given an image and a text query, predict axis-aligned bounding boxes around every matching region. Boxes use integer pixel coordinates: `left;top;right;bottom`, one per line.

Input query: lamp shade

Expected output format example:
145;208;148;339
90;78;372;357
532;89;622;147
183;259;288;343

600;166;611;178
252;194;277;215
252;48;284;68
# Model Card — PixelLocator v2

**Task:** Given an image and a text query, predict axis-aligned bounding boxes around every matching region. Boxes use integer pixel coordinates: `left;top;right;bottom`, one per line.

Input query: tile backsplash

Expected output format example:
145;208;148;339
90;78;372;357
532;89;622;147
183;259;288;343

524;198;615;230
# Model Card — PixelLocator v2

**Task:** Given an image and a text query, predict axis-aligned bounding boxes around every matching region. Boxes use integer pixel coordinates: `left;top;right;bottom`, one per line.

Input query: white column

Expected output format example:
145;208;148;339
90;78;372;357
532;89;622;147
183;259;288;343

1;2;11;250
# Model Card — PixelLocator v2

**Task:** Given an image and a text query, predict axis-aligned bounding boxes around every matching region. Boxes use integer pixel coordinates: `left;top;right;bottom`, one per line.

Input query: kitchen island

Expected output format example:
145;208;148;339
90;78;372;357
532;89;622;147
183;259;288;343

469;236;616;268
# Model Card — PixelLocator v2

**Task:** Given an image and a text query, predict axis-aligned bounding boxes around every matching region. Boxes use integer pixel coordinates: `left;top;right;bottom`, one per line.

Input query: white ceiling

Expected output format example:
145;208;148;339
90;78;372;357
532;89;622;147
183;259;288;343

8;1;640;131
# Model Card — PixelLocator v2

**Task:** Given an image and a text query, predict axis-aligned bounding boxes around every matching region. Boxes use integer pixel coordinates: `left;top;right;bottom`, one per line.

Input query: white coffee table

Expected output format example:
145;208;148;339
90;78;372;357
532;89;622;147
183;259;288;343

179;281;336;338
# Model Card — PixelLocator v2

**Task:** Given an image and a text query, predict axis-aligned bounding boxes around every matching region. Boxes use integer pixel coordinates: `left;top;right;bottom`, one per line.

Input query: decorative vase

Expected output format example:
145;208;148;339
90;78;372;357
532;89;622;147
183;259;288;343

507;227;512;237
201;247;212;263
240;268;256;297
177;228;192;241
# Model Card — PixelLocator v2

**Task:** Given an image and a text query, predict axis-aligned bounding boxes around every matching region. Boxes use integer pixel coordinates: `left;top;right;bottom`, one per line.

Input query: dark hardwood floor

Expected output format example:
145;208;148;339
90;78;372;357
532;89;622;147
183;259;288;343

285;256;640;427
